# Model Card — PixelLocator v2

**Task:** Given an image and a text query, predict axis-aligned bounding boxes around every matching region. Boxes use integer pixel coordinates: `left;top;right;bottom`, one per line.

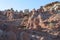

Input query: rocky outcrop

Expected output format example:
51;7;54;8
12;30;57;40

0;1;60;40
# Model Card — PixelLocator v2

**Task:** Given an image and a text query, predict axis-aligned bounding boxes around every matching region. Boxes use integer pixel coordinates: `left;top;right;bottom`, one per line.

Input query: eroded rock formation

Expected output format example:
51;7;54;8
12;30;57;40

0;1;60;40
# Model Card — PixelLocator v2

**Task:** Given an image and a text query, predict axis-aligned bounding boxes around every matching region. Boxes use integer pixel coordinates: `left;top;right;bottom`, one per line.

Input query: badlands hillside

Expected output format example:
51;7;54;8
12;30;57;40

0;1;60;40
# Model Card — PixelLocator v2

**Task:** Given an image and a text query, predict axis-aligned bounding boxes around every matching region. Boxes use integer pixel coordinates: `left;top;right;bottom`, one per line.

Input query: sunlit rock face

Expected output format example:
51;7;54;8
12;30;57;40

0;1;60;40
21;1;60;30
44;1;60;11
20;3;60;40
6;9;14;21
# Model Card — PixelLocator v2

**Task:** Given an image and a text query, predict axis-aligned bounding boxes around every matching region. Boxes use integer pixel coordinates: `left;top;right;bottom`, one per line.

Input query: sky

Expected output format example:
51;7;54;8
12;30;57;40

0;0;60;11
